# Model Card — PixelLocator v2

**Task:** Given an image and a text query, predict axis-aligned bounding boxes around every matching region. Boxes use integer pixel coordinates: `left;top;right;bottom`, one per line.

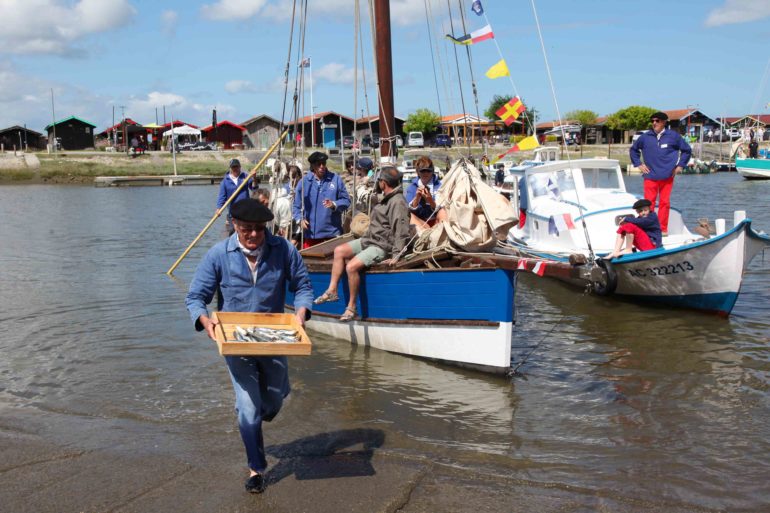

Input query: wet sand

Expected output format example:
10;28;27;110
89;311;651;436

0;403;698;513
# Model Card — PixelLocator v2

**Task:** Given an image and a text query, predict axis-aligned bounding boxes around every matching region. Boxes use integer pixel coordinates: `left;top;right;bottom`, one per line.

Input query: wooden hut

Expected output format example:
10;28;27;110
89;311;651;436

201;120;246;149
0;125;45;150
45;116;96;150
241;114;281;150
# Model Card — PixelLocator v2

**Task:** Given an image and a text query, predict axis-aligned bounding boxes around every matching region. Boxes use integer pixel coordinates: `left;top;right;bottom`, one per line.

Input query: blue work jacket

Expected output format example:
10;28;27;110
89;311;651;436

405;175;442;221
629;129;692;181
185;230;314;331
292;171;350;239
216;171;256;211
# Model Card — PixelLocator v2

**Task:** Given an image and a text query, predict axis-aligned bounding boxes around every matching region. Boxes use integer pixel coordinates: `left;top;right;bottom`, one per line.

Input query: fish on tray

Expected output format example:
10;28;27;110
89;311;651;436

231;325;300;343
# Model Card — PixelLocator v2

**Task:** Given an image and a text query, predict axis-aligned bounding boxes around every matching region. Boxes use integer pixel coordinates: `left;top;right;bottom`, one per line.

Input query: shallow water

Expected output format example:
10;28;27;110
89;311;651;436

0;173;768;510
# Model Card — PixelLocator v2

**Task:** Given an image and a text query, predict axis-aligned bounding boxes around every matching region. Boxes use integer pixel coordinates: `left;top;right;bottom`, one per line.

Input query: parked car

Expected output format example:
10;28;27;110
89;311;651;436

632;131;645;143
190;141;217;151
406;131;424;148
342;135;356;149
433;134;452;148
371;134;381;148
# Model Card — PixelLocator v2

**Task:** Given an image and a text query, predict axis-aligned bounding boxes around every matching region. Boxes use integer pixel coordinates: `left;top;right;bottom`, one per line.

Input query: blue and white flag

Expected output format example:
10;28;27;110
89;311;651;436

471;0;484;16
546;177;560;198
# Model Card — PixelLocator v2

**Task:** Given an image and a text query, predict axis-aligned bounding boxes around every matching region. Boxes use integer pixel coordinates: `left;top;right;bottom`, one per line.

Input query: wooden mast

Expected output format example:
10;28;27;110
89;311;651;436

374;0;396;162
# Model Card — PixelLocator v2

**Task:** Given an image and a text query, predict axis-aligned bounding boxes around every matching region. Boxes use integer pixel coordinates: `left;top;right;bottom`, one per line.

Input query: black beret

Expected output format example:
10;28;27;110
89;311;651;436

308;151;328;164
633;199;652;210
650;111;668;121
230;198;274;222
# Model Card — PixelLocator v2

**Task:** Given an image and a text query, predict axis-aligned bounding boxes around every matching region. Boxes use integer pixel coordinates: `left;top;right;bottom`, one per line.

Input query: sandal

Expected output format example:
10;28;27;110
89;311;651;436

339;307;358;322
313;290;339;304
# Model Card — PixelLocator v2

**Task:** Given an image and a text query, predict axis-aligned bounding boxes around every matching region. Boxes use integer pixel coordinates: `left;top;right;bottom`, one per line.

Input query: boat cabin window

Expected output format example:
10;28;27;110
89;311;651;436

581;167;622;190
527;168;575;200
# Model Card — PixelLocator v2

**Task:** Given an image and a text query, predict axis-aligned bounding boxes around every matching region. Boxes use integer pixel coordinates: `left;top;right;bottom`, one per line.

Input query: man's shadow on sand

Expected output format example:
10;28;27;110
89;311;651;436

265;428;385;483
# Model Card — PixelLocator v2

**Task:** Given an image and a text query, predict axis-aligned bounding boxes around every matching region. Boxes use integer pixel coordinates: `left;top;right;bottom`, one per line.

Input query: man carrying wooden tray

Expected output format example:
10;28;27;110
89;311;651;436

185;198;314;494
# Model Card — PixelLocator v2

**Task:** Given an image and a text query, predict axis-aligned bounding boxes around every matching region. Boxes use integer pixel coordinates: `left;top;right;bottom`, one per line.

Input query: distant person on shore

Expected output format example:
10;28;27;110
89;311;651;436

405;156;447;232
256;187;292;238
606;199;662;259
313;166;410;322
292;151;350;248
217;159;257;235
629;111;691;236
185;198;313;494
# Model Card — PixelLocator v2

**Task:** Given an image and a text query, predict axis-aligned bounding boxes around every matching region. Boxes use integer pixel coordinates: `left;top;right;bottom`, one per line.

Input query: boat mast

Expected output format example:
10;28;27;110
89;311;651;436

374;0;396;163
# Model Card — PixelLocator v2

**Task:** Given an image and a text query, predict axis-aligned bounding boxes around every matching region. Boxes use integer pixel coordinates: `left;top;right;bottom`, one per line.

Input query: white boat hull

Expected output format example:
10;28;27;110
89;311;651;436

606;220;769;314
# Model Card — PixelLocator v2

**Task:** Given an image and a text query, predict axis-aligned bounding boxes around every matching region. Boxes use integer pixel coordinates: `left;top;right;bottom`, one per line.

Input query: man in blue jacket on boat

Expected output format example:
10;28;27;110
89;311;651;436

216;158;258;235
186;198;314;494
629;111;691;236
292;151;350;248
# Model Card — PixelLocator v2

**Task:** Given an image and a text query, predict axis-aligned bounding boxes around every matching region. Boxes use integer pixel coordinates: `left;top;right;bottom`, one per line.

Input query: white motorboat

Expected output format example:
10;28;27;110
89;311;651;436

735;157;770;179
506;158;770;315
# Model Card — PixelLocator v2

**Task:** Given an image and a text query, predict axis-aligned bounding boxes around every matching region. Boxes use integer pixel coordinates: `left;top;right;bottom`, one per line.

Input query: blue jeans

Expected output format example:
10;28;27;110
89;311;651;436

225;355;290;472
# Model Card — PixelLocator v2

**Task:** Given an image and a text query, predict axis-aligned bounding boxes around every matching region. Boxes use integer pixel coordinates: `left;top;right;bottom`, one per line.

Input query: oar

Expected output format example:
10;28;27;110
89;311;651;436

166;129;289;276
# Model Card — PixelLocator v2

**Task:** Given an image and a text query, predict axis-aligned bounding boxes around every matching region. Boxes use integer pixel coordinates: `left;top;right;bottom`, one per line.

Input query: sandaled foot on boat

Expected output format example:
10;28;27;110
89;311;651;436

313;290;339;304
339;307;357;322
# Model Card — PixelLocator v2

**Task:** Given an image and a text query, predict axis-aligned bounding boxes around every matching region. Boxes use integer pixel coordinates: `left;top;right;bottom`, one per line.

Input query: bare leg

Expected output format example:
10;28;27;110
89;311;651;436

436;207;448;222
607;233;634;259
410;213;430;233
327;243;354;294
345;257;368;311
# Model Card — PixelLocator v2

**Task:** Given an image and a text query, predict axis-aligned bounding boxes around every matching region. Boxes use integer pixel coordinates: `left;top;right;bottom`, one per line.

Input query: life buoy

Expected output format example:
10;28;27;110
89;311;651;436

592;258;618;296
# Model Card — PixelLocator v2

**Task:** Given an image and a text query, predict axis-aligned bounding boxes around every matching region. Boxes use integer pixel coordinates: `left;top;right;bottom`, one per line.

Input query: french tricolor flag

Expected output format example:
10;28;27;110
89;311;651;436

548;213;576;235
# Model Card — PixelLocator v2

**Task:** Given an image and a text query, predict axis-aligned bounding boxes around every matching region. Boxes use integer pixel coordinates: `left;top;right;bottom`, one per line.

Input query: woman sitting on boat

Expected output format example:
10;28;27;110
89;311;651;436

606;199;662;259
404;156;448;232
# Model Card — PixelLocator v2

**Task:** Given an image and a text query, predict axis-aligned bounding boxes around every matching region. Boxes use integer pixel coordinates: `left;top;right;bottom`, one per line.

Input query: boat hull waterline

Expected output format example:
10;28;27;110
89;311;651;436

287;267;517;373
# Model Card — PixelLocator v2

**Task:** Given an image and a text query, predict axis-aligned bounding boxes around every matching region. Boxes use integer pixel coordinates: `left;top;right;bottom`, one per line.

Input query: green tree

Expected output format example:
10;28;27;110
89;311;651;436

485;95;538;135
403;108;441;135
606;105;657;131
565;109;598;152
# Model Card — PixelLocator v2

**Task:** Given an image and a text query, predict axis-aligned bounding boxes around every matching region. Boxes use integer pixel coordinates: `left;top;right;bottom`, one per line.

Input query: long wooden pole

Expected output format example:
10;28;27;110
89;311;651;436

166;129;289;276
374;0;395;162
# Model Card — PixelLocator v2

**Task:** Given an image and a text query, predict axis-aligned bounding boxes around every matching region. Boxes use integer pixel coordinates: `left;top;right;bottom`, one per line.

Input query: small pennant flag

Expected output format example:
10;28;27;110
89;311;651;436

446;24;494;45
471;0;484;16
495;96;526;126
485;59;509;79
491;136;540;163
517;258;527;270
299;57;311;68
546;177;560;198
532;261;546;276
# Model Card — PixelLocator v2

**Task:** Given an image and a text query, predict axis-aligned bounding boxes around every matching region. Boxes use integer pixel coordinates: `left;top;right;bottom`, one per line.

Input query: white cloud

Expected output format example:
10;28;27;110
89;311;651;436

161;10;178;37
126;91;236;126
225;80;258;94
315;62;359;85
705;0;770;27
0;0;136;56
201;0;267;21
207;0;424;26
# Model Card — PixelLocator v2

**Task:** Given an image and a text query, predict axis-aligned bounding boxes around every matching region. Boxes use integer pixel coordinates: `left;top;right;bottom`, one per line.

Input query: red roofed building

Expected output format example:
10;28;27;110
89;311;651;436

201;120;246;149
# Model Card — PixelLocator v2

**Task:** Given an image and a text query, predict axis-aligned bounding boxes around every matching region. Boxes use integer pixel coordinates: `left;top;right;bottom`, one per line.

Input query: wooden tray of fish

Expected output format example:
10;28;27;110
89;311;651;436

211;312;312;356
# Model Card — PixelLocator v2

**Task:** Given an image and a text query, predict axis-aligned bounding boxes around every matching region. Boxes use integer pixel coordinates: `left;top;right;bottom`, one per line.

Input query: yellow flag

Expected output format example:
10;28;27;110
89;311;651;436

513;135;539;151
485;59;509;79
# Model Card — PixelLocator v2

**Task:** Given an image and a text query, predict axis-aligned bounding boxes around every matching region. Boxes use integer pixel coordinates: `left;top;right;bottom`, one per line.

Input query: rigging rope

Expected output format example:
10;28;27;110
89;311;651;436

423;0;443;121
446;0;471;155
530;0;595;262
457;0;486;157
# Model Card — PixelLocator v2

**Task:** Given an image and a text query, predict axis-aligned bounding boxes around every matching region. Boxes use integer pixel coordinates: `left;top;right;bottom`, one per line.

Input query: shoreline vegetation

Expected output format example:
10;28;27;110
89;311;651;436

0;142;734;185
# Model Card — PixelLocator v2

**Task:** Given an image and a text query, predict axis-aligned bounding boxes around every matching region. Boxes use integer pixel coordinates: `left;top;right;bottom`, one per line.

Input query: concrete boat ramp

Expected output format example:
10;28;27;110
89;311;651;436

94;174;222;187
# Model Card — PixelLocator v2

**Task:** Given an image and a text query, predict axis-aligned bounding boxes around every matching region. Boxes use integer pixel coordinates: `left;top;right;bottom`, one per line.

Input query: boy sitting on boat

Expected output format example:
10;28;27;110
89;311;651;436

606;199;662;259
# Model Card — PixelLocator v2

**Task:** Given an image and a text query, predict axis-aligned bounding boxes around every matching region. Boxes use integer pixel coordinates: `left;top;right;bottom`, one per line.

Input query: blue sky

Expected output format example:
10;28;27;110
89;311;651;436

1;0;769;133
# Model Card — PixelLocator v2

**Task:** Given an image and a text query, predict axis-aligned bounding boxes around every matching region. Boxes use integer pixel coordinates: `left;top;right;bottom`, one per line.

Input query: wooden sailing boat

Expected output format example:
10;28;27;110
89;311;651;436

288;0;518;374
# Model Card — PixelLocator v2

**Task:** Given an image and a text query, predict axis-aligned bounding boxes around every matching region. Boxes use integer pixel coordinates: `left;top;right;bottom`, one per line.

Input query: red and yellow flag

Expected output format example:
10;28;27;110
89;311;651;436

492;136;539;163
495;97;526;126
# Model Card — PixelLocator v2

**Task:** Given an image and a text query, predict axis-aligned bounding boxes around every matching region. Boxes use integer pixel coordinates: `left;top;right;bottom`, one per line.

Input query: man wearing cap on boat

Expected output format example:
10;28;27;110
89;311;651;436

292;151;350;248
606;198;662;259
185;198;314;494
629;111;692;236
216;158;258;235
